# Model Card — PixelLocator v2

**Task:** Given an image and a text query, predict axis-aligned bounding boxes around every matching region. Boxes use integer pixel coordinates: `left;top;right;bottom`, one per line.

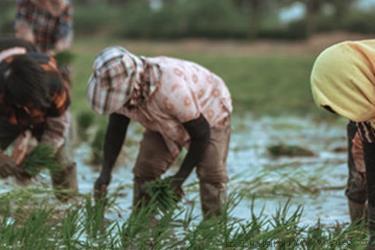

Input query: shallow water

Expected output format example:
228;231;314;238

1;115;349;226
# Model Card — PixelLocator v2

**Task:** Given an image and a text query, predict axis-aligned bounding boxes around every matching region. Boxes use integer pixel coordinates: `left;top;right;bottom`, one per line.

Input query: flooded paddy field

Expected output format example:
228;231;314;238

1;114;368;249
0;115;349;226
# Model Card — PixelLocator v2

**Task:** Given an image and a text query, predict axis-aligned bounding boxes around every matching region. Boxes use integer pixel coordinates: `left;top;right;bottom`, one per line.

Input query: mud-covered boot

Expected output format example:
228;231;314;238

200;182;227;219
349;199;367;223
51;162;78;202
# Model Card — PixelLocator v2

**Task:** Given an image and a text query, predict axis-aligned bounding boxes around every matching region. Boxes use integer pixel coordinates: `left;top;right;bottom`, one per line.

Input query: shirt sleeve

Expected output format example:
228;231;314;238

357;121;375;144
14;0;33;36
40;111;71;153
15;0;29;21
56;3;73;47
162;83;201;123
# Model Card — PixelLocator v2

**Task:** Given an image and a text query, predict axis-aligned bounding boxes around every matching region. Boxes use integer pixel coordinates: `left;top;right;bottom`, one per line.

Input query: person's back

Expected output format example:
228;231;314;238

14;0;73;54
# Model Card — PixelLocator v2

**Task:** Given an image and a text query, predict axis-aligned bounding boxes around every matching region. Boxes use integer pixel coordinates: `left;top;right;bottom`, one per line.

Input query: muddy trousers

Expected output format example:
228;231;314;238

363;141;375;247
0;118;78;202
346;122;367;222
132;125;231;219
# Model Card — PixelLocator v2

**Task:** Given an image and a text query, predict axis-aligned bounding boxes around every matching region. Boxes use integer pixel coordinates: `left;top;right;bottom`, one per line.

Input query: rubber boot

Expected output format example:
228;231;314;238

51;162;78;202
200;182;227;219
348;199;367;223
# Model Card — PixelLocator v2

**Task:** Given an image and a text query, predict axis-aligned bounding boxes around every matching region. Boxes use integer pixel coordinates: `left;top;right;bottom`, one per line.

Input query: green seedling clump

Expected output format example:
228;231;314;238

144;179;179;213
22;144;61;177
77;111;95;132
268;144;315;157
77;111;96;141
90;127;106;165
55;51;75;66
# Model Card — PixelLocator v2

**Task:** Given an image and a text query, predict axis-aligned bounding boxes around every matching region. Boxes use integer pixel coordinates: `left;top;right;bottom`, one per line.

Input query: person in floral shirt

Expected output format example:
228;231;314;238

88;46;232;218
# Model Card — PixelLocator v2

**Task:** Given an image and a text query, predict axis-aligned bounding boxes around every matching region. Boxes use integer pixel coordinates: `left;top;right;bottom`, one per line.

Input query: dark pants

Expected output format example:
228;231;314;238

133;123;231;218
346;121;367;204
363;138;375;238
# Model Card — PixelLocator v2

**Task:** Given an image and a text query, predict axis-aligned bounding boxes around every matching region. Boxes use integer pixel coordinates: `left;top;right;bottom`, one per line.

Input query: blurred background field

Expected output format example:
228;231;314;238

1;0;374;118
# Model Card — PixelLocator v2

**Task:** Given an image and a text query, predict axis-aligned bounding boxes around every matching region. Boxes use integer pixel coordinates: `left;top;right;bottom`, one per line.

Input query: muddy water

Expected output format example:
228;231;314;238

1;115;350;226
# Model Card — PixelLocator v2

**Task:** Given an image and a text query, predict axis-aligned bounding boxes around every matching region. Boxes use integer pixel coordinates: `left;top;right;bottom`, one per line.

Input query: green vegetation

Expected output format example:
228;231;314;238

144;179;179;213
69;1;375;40
22;145;62;177
0;189;368;249
76;111;96;141
55;51;76;66
71;38;331;119
235;168;344;198
268;144;316;157
89;127;106;166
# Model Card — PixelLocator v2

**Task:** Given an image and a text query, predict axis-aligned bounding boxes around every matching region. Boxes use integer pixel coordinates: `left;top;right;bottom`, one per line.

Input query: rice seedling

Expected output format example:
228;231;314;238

268;144;316;157
76;111;96;141
89;127;106;166
21;144;62;177
235;167;344;199
144;178;180;214
0;187;369;249
55;51;76;66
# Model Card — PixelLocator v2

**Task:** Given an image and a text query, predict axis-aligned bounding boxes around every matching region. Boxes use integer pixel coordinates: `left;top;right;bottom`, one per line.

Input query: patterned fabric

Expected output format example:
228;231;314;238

88;48;232;156
357;121;375;144
15;0;73;53
0;51;71;154
88;47;159;114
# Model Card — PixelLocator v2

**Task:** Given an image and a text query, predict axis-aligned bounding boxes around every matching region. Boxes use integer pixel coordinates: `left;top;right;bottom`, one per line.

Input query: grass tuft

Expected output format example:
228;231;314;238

22;144;61;177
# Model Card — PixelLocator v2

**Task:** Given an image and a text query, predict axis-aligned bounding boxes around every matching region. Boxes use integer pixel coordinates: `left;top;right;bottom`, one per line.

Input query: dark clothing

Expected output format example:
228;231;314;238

346;121;367;204
0;52;70;142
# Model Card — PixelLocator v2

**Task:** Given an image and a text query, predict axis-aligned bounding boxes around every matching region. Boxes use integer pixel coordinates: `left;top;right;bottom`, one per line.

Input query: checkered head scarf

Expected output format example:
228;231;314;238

87;46;160;114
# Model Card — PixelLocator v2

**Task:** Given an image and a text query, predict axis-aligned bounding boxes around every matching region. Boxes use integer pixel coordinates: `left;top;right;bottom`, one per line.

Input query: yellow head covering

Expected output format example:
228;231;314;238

311;40;375;124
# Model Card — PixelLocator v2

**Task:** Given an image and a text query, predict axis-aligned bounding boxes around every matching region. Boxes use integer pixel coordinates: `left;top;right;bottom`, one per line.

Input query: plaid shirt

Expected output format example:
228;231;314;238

15;0;73;53
0;51;71;151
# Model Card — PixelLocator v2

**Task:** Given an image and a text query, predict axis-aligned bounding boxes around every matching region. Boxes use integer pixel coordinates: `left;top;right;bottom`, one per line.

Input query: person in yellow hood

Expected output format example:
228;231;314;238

311;40;375;249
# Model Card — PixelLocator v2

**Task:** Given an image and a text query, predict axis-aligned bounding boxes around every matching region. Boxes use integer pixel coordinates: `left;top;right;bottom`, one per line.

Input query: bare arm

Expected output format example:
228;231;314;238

94;113;130;198
172;114;210;186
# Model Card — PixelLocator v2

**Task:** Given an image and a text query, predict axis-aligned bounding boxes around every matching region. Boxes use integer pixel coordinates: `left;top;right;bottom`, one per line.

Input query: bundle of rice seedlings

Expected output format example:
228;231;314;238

144;178;179;213
76;111;95;141
89;127;105;166
55;51;75;65
22;144;62;177
268;144;315;157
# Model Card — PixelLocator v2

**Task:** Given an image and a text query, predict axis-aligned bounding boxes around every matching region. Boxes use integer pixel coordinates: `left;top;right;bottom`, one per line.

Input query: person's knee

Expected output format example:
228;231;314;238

133;158;167;180
197;166;228;184
346;185;367;204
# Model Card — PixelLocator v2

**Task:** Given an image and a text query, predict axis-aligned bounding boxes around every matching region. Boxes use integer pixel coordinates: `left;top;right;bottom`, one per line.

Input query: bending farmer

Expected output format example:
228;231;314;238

87;47;232;218
0;38;77;201
311;40;375;249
